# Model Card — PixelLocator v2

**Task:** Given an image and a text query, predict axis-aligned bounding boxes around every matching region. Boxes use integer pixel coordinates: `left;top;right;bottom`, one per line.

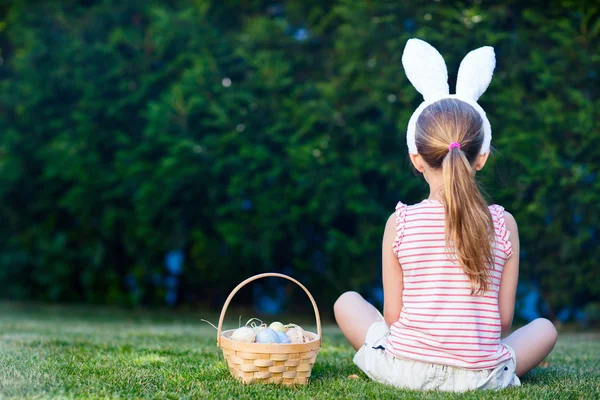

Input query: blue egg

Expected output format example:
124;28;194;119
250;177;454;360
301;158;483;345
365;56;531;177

276;331;291;344
256;327;280;344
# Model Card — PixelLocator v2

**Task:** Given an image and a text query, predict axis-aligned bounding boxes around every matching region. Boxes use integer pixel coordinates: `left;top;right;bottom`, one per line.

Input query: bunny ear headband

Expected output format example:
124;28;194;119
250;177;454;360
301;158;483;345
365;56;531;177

402;38;496;154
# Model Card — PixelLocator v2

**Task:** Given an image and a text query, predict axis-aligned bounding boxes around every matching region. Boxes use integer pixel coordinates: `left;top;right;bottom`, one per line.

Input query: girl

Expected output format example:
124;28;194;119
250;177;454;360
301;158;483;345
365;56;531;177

334;39;557;391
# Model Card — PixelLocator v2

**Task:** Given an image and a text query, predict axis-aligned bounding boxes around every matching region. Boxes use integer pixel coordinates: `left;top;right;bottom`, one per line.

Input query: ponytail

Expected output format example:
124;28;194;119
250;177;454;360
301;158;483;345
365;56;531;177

442;146;495;294
415;98;496;294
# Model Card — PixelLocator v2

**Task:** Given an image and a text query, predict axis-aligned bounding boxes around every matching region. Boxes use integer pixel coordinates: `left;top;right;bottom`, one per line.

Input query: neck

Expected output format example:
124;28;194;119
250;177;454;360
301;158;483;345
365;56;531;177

426;171;445;202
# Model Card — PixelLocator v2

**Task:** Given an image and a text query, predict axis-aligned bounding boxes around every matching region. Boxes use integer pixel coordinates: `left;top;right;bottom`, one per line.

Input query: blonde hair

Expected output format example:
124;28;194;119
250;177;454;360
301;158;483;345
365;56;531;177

415;98;494;294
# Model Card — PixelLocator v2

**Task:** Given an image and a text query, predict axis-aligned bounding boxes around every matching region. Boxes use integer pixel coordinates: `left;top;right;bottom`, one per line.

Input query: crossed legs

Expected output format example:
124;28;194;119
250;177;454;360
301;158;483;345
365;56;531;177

333;291;384;351
333;291;558;377
501;318;558;376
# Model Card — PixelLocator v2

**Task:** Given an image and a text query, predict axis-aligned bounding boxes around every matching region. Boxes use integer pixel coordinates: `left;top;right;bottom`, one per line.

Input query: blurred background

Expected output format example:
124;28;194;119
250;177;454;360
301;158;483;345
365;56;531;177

0;0;598;326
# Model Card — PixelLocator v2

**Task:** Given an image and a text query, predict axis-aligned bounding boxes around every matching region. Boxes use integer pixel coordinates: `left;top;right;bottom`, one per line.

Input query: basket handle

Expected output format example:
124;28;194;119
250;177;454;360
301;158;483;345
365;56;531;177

217;272;322;347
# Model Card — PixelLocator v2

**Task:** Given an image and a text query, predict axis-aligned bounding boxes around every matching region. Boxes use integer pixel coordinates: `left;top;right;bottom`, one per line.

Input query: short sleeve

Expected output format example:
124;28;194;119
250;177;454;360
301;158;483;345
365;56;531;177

490;205;513;259
392;201;407;257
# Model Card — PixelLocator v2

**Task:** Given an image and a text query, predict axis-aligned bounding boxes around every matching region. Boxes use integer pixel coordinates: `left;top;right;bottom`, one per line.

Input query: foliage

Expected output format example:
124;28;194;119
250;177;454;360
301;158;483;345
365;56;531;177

0;1;598;312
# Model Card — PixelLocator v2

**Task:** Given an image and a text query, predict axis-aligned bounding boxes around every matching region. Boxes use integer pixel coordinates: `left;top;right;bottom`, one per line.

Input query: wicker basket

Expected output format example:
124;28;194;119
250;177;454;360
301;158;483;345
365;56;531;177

217;272;322;385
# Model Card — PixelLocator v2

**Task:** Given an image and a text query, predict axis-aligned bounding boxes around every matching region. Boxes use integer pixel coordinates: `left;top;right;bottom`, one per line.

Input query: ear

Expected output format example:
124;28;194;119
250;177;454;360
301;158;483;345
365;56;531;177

473;151;490;171
409;153;425;173
455;46;495;101
402;38;449;102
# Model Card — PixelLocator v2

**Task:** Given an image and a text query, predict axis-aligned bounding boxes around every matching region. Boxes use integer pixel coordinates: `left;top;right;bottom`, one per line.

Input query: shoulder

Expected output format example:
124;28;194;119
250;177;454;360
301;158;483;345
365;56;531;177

383;212;397;246
385;212;396;231
489;205;519;243
502;210;519;237
383;201;407;241
489;205;517;226
384;203;403;235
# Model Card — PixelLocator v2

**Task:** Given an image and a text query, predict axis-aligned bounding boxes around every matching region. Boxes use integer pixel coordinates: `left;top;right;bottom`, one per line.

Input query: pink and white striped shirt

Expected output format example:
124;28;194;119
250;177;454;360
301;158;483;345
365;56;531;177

387;199;513;370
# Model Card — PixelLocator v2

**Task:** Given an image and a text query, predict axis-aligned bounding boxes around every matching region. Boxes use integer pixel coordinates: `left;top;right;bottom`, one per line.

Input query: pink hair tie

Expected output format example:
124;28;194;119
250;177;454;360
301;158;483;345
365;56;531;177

449;142;461;150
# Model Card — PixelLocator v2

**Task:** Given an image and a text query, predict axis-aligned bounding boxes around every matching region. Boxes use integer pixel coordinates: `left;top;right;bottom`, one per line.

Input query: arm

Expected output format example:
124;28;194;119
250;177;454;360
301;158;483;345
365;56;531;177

498;211;520;336
382;213;404;327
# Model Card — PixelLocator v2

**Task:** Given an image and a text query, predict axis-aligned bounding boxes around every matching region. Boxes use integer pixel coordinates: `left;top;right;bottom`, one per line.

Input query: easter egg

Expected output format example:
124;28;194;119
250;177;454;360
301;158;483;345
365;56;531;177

269;321;286;333
256;327;280;344
230;326;256;343
285;327;304;344
276;330;291;344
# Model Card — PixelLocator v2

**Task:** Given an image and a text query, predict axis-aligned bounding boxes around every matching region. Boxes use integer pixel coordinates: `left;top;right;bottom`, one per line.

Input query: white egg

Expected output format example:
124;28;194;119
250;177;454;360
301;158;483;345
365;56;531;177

285;327;304;344
269;321;286;333
230;326;256;343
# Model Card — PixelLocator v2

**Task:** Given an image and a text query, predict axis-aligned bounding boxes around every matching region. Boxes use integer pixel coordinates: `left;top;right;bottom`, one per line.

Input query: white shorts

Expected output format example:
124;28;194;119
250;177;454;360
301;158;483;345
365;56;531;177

353;322;521;392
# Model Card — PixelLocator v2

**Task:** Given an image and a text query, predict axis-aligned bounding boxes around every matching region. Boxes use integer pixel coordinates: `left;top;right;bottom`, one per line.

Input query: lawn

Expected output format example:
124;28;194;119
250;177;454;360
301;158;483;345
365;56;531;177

0;302;598;399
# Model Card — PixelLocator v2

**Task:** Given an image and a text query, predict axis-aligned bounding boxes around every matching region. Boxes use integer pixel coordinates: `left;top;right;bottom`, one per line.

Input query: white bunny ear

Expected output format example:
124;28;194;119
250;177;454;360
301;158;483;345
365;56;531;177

402;38;449;101
456;46;496;101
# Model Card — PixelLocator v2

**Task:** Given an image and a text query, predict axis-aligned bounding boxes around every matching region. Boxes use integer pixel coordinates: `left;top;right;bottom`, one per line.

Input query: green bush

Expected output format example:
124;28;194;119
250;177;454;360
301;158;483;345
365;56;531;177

0;0;598;314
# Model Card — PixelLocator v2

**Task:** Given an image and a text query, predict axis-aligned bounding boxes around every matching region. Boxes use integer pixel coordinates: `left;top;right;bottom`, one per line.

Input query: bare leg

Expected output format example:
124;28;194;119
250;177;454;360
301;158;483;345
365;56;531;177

502;318;558;377
333;291;385;350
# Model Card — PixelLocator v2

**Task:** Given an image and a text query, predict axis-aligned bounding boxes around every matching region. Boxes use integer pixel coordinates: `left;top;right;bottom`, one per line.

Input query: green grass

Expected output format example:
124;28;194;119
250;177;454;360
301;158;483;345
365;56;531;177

0;302;598;399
